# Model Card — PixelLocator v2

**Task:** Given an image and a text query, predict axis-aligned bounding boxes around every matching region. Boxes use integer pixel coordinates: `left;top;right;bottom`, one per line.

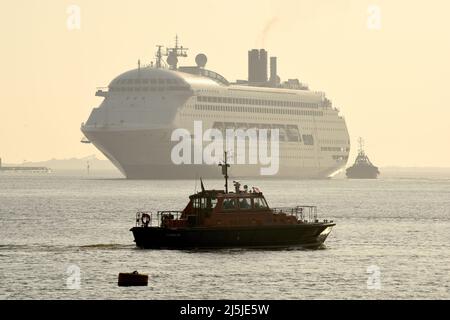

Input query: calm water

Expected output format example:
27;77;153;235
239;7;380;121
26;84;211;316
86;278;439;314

1;171;449;299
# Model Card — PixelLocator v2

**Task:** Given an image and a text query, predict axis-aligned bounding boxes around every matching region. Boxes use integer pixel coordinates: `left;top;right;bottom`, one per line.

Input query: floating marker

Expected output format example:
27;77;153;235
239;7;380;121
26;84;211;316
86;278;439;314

118;271;148;287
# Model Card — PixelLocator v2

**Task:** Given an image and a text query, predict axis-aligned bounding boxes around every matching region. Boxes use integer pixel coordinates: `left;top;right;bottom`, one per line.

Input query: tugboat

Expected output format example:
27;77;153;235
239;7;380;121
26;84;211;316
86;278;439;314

346;138;380;179
130;153;336;249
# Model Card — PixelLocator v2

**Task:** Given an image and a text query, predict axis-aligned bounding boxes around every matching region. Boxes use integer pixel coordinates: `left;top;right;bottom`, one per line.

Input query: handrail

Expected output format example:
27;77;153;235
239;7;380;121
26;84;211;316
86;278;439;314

136;211;183;227
136;207;331;227
272;205;318;223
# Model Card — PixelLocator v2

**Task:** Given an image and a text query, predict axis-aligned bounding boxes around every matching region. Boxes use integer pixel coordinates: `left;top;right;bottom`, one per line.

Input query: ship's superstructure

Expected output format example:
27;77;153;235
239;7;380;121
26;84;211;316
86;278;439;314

81;37;350;179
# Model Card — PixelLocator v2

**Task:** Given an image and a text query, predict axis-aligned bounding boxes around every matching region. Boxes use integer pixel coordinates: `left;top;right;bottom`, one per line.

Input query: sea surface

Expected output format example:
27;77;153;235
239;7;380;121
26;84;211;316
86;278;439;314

1;170;449;300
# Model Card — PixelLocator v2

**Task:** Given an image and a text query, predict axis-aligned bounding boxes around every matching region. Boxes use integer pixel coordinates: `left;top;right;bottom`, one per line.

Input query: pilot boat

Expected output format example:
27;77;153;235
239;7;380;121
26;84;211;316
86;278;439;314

130;153;336;249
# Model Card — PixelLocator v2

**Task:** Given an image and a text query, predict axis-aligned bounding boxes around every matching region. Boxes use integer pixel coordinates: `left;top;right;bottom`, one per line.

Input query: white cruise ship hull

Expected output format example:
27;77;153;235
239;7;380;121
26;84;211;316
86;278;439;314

82;126;347;179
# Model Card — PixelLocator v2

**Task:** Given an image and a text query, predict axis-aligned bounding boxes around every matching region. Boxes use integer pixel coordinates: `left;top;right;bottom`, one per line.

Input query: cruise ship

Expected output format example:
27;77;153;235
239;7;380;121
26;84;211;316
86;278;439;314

81;38;350;179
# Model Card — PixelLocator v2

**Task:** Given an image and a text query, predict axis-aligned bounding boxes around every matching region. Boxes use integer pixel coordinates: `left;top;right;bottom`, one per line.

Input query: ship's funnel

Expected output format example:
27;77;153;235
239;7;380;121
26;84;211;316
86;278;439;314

259;49;268;82
270;56;278;84
248;49;259;83
248;49;268;83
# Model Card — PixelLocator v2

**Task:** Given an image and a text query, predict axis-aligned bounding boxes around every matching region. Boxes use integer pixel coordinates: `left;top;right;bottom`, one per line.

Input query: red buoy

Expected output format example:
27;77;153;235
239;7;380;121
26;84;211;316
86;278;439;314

118;271;148;287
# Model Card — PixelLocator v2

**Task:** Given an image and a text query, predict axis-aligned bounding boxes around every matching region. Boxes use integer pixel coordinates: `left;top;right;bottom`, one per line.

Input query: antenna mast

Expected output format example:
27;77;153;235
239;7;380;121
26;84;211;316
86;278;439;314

164;35;188;70
358;137;365;154
155;45;164;68
219;151;230;193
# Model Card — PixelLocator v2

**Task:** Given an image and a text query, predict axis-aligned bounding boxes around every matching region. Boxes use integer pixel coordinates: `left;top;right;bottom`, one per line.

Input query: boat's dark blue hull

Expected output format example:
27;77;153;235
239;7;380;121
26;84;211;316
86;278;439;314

131;223;335;250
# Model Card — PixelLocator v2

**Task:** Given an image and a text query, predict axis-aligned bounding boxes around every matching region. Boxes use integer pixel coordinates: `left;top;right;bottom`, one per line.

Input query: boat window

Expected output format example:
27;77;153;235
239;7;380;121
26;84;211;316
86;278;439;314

193;197;218;210
259;124;272;140
286;125;301;142
273;125;286;141
302;134;314;145
222;198;237;210
236;123;248;130
254;197;268;209
193;198;202;208
212;122;224;131
238;198;252;210
224;122;235;130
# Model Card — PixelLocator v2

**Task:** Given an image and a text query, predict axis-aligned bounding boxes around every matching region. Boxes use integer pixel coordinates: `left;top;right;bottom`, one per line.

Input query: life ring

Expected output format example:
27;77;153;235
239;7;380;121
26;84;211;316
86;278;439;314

141;213;151;227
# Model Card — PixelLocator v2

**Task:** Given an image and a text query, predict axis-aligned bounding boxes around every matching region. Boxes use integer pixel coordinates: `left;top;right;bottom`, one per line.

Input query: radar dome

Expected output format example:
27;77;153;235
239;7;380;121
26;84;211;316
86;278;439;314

167;52;178;67
195;53;207;68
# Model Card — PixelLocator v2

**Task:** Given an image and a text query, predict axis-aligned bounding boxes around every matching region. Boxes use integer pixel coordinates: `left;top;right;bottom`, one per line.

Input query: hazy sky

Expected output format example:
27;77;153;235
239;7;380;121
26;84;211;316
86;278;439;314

1;0;449;166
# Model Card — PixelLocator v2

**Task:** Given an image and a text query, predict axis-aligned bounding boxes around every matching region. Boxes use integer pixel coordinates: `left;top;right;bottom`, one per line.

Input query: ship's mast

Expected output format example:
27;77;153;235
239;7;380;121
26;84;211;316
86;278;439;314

164;35;189;70
219;151;230;193
358;137;365;154
355;137;374;166
155;45;164;68
153;36;188;70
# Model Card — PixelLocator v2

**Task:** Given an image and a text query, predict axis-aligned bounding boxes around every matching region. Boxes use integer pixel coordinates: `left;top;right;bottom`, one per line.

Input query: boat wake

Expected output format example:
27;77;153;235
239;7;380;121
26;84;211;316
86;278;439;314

78;243;134;250
0;243;133;252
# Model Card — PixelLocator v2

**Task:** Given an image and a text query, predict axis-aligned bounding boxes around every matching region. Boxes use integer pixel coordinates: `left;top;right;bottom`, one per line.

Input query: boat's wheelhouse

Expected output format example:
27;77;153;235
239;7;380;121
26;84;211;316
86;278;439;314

176;189;270;226
186;191;270;213
163;186;306;228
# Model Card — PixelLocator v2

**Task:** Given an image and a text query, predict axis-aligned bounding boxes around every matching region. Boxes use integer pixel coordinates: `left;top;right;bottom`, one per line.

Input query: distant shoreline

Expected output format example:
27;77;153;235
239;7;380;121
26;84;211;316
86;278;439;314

2;156;450;180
